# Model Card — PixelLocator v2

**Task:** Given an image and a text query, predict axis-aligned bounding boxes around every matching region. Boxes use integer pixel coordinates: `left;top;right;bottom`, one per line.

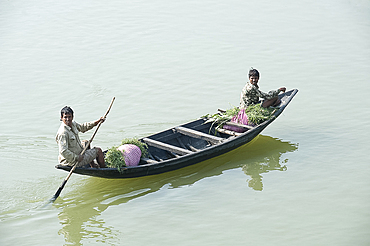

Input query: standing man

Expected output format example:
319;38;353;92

56;106;106;168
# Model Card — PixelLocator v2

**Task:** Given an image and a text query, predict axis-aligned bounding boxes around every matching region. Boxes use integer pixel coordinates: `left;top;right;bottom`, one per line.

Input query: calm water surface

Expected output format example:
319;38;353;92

1;0;369;245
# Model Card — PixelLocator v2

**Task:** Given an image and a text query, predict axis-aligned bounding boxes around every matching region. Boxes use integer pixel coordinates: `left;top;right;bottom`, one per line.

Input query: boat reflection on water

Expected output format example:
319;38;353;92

240;136;297;191
55;135;298;245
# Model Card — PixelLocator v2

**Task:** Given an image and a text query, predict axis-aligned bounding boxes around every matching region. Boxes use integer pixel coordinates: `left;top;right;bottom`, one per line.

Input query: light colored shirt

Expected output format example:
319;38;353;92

56;121;96;165
240;81;280;109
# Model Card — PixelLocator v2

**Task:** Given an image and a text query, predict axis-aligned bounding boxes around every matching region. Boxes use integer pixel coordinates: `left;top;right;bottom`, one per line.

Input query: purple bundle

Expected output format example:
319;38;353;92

117;144;142;166
222;110;249;133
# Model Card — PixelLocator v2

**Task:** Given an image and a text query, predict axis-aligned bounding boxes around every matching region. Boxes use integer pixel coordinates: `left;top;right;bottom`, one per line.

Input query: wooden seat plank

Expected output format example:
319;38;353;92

175;126;224;144
140;157;158;164
216;128;242;136
224;122;255;130
143;138;192;156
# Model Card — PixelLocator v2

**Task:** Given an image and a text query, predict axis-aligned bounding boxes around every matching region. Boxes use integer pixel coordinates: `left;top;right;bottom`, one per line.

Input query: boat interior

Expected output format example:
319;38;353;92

138;117;253;165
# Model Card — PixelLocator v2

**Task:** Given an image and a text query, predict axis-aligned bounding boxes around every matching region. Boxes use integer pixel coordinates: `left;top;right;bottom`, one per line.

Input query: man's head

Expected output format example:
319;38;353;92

248;68;259;78
248;68;260;86
60;106;74;127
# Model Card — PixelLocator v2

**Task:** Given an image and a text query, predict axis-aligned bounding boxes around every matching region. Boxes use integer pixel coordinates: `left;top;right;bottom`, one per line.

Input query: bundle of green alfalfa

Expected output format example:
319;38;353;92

104;138;149;173
245;104;278;125
203;104;278;130
202;106;240;127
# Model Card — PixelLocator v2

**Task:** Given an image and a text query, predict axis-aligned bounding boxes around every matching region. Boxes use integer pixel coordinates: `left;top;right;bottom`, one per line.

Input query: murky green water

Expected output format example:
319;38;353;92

1;0;369;245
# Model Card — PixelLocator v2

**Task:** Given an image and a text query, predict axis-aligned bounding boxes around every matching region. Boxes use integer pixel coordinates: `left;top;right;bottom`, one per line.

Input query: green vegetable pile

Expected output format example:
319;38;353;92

104;138;149;173
202;107;239;128
202;104;278;130
104;146;126;172
245;104;277;125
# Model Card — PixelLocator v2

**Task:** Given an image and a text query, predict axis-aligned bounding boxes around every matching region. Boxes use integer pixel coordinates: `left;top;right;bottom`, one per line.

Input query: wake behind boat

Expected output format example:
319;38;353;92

56;89;298;178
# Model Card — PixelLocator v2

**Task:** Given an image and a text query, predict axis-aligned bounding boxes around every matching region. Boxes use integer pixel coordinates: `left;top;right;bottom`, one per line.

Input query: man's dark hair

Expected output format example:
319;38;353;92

248;68;260;78
61;106;74;117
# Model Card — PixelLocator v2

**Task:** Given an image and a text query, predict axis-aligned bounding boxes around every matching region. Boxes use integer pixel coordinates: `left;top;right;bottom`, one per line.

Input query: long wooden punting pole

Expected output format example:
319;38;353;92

50;97;115;202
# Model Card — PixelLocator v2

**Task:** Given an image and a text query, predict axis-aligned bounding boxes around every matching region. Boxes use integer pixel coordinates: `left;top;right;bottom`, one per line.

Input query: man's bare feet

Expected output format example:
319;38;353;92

90;162;99;168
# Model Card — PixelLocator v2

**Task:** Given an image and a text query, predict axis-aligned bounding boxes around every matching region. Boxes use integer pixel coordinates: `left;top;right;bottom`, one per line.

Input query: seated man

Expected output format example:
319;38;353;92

56;106;106;168
240;68;286;109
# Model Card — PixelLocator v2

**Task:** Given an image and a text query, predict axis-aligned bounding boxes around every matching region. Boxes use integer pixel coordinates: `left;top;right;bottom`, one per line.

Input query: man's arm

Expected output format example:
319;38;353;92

256;88;281;100
76;117;105;133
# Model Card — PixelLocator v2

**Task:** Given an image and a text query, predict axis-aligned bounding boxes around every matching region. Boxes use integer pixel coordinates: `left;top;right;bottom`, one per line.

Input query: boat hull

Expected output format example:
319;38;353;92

56;89;298;178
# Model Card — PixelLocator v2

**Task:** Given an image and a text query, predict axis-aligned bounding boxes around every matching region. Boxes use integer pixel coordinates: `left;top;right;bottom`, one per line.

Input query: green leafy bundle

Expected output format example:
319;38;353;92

202;107;239;126
104;138;149;173
202;107;241;132
245;104;277;125
202;105;277;129
104;146;126;173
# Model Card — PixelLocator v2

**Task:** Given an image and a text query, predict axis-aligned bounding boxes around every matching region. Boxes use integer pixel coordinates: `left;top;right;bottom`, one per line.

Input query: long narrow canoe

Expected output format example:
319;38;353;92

56;89;298;178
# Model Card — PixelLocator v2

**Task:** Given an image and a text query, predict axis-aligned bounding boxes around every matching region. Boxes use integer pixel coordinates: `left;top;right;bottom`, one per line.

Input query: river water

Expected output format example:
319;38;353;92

1;0;369;245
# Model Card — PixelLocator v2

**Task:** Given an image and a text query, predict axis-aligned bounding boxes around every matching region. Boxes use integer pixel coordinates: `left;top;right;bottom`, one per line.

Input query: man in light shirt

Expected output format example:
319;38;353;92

56;106;106;168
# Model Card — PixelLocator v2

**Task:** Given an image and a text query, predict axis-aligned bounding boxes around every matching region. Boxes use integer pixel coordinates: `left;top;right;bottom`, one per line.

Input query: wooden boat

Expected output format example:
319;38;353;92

56;89;298;178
